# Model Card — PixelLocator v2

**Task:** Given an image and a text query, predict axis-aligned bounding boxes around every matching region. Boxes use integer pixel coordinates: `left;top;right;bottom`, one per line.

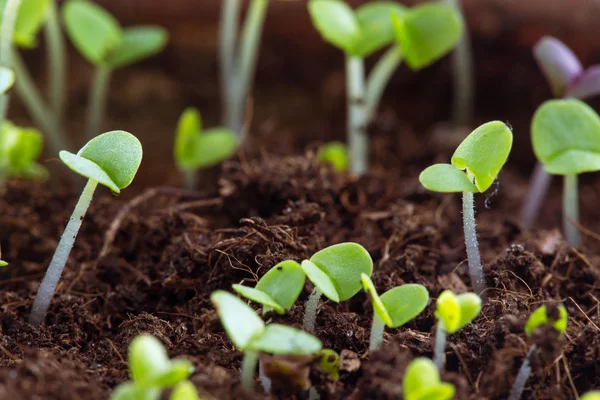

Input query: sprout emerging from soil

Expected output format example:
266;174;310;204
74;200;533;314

29;130;142;326
318;141;349;172
233;259;306;315
403;358;455;400
433;290;481;370
419;121;512;295
174;107;237;189
0;121;47;185
531;98;600;247
211;290;322;393
300;242;373;333
317;349;340;380
361;273;429;351
62;0;168;139
508;304;568;400
109;334;195;400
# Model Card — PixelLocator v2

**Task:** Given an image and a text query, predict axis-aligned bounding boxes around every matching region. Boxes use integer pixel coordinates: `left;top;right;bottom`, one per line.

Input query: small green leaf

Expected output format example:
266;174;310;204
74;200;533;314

248;324;322;355
361;273;392;326
109;382;160;400
419;163;478;193
60;130;143;193
129;335;171;385
435;290;481;334
232;285;284;314
255;260;306;311
0;260;8;267
308;0;361;54
12;0;49;47
62;0;122;65
451;121;513;192
0;67;14;95
0;121;44;174
353;2;406;56
532;99;600;175
301;260;340;302
380;284;429;328
403;358;455;400
151;359;193;388
393;3;463;70
170;381;200;400
524;304;568;337
210;290;264;350
106;26;168;69
309;242;373;302
318;141;349;172
317;349;340;380
581;391;600;400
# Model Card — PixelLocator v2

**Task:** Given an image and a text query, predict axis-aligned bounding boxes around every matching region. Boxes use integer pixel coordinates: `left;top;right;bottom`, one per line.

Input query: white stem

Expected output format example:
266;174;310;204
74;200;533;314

520;162;552;231
220;0;240;126
433;321;447;370
29;179;98;326
369;312;386;351
44;0;66;121
0;0;22;124
563;174;580;247
462;191;485;296
346;55;368;175
258;358;271;393
302;287;322;333
508;345;536;400
183;170;196;190
308;387;321;400
365;46;403;120
241;350;259;392
86;67;112;140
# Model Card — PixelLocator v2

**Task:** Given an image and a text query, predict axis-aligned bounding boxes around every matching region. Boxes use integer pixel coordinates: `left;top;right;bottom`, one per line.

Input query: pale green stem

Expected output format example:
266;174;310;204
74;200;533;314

433;320;447;370
563;174;580;247
369;312;386;351
241;349;259;392
507;345;536;400
44;0;66;121
29;179;98;326
258;358;271;393
0;0;22;124
463;191;485;296
520;162;552;231
346;55;368;176
308;387;321;400
365;46;403;120
220;0;240;125
86;66;112;140
183;170;196;190
302;287;322;333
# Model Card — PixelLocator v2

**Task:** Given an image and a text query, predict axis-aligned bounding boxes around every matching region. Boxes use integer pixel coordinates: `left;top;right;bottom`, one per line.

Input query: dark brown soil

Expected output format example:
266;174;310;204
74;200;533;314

1;147;600;399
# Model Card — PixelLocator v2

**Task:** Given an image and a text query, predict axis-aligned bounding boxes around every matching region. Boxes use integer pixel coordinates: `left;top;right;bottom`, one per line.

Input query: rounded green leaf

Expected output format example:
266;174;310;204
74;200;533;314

106;26;168;69
62;0;122;65
380;284;429;328
419;163;478;193
0;121;44;173
308;0;361;54
210;290;264;350
532;99;600;175
581;391;600;400
109;382;160;400
524;304;568;337
403;358;455;400
255;260;306;311
317;349;340;380
408;385;456;400
10;0;49;48
451;121;513;192
174;107;202;170
301;259;339;302
318;141;349;172
151;359;193;388
392;3;463;70
232;285;284;314
248;323;322;355
435;290;481;334
361;273;392;326
170;381;200;400
0;67;15;95
0;260;8;267
353;2;406;57
129;335;171;384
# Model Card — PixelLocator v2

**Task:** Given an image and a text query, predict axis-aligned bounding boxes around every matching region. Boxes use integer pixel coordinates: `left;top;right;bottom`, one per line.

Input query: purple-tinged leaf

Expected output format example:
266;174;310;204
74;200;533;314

565;65;600;100
533;36;582;97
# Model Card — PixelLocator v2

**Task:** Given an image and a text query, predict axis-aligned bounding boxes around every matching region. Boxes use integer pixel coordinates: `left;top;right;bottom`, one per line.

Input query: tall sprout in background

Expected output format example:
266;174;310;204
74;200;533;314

521;36;600;229
0;0;22;127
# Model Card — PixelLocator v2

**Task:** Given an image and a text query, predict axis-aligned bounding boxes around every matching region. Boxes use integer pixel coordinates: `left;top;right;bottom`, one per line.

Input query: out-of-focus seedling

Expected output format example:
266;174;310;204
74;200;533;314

508;304;568;400
173;107;237;189
62;0;168;139
211;290;322;392
301;242;373;333
433;290;481;370
29;130;142;326
361;273;429;351
0;121;47;185
0;0;23;128
109;334;194;400
0;261;7;267
318;141;349;172
403;357;455;400
581;392;600;400
169;381;201;400
531;99;600;247
233;260;306;315
419;121;512;295
0;67;15;95
316;349;340;380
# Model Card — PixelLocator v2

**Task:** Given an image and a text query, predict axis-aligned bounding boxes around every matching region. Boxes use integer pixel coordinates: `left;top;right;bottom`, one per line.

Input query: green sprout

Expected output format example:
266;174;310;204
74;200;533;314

300;242;373;333
419;121;512;295
211;290;322;393
0;120;48;185
173;107;237;189
316;349;340;380
109;334;194;400
531;98;600;248
0;0;23;128
29;130;142;326
169;381;201;400
0;67;15;95
361;273;429;351
232;259;306;315
508;304;567;400
433;290;481;370
318;141;349;172
0;261;7;267
582;392;600;400
403;357;455;400
62;0;168;139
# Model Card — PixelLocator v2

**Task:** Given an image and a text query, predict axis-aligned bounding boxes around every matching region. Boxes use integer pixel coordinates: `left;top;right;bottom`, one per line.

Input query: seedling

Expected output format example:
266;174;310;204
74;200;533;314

317;349;340;380
300;242;373;333
110;334;194;400
419;121;512;295
62;0;168;139
403;357;455;400
0;120;48;185
28;130;142;326
433;290;481;370
531;99;600;247
211;290;322;392
361;273;429;351
0;261;7;267
0;0;23;127
173;107;237;189
318;141;349;172
233;259;306;315
508;304;567;400
169;381;201;400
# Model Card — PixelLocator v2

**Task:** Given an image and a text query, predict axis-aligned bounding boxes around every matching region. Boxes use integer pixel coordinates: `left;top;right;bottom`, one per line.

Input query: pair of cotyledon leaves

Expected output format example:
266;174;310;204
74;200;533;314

404;358;455;400
524;304;567;337
62;0;167;68
0;121;47;179
308;0;463;70
435;290;481;334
